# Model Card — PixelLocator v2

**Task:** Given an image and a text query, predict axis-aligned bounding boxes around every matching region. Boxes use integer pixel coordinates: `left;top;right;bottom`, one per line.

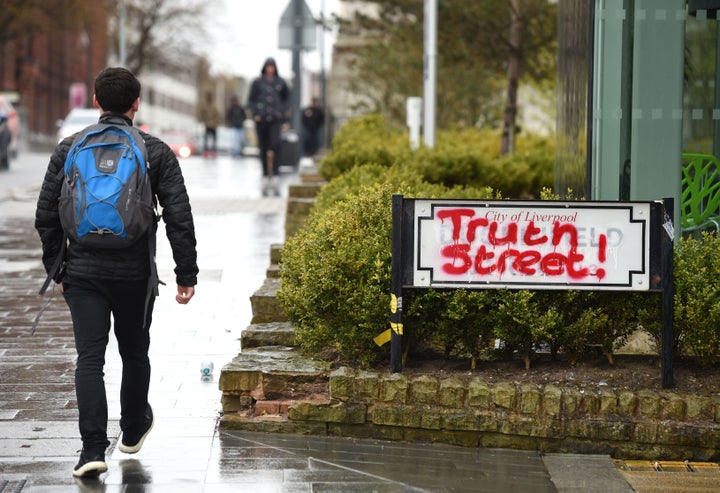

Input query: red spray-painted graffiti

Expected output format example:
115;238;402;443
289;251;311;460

436;208;608;280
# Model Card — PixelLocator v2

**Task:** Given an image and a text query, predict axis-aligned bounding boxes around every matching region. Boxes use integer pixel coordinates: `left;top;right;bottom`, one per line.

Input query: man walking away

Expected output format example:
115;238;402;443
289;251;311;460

35;67;199;478
248;57;289;196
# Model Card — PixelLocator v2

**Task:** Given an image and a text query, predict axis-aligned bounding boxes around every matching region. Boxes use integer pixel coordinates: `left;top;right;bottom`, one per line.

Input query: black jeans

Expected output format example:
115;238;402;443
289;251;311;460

63;276;154;453
203;127;217;153
255;119;282;177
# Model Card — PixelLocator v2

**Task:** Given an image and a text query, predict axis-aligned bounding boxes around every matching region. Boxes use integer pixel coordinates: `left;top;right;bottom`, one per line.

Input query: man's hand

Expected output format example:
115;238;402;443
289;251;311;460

176;285;195;304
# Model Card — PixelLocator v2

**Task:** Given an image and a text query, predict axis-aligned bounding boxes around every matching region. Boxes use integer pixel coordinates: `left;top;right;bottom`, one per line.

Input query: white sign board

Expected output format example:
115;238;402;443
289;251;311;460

413;200;650;290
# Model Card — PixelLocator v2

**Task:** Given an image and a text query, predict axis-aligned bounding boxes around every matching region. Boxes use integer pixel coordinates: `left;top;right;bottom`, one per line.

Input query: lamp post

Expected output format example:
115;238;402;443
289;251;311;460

423;0;437;148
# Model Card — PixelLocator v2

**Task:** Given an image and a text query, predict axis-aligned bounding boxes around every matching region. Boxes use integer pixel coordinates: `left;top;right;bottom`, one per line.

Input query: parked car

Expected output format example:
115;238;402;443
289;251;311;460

0;95;21;159
56;107;99;143
159;132;196;158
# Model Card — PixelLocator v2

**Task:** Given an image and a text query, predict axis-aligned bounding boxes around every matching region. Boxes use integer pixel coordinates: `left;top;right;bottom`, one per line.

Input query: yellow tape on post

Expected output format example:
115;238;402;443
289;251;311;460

373;322;404;346
391;322;403;335
373;329;391;346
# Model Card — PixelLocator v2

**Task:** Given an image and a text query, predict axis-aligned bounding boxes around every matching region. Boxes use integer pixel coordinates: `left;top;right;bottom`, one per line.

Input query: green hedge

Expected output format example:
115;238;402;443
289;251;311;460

638;232;720;366
280;115;720;369
278;165;494;366
318;114;555;199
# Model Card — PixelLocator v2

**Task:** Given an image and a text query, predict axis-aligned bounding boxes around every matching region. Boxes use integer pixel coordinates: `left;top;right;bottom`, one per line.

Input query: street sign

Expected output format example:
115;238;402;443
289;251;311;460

279;0;317;51
385;195;675;389
412;200;651;290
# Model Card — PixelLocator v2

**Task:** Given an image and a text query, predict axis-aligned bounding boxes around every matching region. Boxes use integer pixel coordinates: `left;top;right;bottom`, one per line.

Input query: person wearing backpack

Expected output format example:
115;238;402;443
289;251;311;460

34;67;198;478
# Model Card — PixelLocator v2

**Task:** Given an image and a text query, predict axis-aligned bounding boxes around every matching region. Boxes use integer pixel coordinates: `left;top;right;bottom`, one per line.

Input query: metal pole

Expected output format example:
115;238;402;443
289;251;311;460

390;194;404;373
714;22;720;159
423;0;437;148
585;0;596;200
292;0;302;132
661;197;675;389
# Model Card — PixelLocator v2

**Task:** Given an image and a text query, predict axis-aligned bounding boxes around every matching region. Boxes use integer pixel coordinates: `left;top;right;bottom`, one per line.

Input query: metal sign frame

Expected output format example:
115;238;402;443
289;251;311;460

388;195;675;388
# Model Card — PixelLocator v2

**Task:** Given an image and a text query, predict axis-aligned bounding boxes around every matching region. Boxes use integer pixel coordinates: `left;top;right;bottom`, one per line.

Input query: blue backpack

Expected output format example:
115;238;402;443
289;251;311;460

59;123;155;249
35;123;160;330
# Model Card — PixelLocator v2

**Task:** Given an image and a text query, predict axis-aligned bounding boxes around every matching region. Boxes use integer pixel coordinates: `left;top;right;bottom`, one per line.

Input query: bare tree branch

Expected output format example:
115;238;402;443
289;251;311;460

109;0;213;75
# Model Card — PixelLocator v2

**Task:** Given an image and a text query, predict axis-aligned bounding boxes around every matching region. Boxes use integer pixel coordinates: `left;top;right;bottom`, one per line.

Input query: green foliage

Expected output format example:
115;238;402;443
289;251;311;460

279;165;495;367
314;163;421;213
340;0;557;130
319;114;555;198
412;128;537;195
285;112;720;370
493;290;562;370
278;182;395;367
684;17;718;153
672;233;720;365
318;114;409;180
404;289;497;369
545;291;640;365
514;133;558;195
637;233;720;366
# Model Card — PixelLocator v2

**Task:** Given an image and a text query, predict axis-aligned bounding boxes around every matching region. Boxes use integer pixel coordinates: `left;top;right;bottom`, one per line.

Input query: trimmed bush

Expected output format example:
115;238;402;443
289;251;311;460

318;114;409;180
279;166;495;367
671;233;720;365
543;291;642;365
493;290;563;370
318;114;555;198
404;288;498;369
282;114;720;370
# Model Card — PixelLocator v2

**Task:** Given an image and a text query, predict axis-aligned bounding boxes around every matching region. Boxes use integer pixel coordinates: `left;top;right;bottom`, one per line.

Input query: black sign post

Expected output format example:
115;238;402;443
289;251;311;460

660;198;675;389
390;195;404;373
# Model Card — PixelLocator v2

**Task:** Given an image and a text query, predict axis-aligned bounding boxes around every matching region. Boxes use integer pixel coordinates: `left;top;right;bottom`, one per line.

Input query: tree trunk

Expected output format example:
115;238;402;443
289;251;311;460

501;0;523;155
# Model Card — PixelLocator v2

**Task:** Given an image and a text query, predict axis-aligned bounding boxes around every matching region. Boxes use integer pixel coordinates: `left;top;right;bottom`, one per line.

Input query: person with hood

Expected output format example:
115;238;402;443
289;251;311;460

247;57;289;195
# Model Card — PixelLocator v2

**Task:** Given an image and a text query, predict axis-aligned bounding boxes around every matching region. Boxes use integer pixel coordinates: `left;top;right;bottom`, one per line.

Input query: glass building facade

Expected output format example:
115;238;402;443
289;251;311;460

557;0;720;229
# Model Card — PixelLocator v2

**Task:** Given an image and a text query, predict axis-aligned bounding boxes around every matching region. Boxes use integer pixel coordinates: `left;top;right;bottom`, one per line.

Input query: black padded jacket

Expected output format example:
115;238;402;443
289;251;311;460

34;113;198;287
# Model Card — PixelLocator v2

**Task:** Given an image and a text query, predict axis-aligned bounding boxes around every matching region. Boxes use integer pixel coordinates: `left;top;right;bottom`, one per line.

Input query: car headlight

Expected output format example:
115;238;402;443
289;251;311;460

178;146;191;158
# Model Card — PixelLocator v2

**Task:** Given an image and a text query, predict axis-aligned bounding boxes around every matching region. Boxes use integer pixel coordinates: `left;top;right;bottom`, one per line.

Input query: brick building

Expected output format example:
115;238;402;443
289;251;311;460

0;6;108;148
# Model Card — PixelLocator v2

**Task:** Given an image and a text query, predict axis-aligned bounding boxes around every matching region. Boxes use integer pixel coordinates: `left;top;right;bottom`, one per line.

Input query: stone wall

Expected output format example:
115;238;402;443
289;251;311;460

222;363;720;460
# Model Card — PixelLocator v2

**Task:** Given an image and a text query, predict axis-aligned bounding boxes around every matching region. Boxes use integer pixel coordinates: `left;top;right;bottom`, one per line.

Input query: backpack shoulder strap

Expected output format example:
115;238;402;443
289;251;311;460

65;123;149;173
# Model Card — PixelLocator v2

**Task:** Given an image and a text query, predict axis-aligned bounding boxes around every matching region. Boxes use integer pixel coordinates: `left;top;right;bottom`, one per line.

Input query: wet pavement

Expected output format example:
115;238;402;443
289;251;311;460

0;151;717;491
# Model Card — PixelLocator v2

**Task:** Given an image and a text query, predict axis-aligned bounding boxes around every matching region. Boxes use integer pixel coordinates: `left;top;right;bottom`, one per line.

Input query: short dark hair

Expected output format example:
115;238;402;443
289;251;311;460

94;67;141;113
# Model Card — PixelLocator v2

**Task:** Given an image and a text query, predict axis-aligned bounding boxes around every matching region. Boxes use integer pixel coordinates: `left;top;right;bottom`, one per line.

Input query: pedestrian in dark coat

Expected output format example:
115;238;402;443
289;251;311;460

0;113;10;170
226;95;247;158
34;67;198;479
301;97;325;157
247;57;289;195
